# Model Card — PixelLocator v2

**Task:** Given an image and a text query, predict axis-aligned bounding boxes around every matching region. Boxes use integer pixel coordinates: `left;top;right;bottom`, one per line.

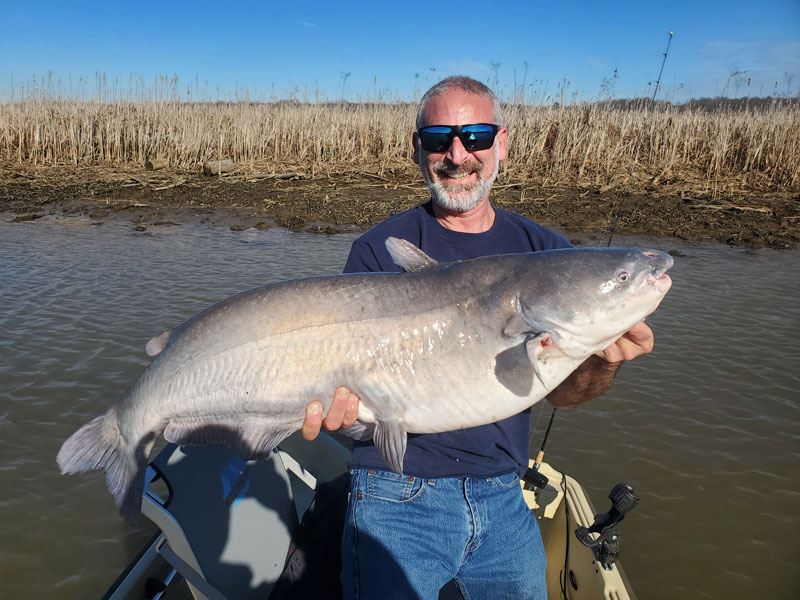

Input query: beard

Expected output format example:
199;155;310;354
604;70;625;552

421;145;500;213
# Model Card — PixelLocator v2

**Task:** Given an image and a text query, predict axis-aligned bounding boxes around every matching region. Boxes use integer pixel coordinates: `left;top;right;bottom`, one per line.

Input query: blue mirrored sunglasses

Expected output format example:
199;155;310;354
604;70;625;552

417;123;499;152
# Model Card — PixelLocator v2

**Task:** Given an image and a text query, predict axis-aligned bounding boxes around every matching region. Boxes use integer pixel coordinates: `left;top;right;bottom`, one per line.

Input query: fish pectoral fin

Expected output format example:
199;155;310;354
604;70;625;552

494;342;535;397
373;418;408;474
385;237;440;272
145;330;172;357
163;419;292;460
339;420;376;441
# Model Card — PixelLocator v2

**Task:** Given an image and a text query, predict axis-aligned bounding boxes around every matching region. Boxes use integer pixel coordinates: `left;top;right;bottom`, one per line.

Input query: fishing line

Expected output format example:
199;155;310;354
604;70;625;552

530;396;549;441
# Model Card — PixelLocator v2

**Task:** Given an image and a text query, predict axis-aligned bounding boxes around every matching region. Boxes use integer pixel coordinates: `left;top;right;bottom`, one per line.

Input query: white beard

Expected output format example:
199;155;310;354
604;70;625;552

422;145;500;213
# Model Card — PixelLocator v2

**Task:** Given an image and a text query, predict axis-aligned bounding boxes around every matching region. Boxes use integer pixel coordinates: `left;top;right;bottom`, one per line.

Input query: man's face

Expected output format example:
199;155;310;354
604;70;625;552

413;89;507;213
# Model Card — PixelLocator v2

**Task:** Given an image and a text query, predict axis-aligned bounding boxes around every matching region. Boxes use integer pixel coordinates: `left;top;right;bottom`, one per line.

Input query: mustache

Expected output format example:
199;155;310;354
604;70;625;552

433;161;482;180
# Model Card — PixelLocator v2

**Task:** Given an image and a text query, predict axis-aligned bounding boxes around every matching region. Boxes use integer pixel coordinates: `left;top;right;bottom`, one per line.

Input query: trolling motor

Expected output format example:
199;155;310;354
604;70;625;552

575;482;639;569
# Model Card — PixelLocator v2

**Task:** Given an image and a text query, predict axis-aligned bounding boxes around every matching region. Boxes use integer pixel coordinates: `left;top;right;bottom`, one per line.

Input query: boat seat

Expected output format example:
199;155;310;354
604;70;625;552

141;438;321;600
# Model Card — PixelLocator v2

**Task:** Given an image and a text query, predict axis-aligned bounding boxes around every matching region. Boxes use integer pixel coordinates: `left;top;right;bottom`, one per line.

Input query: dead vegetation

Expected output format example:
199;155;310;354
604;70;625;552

1;99;798;197
0;98;798;248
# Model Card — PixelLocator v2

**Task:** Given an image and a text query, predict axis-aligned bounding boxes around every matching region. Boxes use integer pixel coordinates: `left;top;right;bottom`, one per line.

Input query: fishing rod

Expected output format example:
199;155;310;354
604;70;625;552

600;30;677;247
652;31;674;102
523;407;557;490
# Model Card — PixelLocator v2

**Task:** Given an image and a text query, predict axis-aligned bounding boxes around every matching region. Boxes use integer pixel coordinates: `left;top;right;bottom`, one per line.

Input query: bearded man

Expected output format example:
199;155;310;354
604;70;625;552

301;76;654;599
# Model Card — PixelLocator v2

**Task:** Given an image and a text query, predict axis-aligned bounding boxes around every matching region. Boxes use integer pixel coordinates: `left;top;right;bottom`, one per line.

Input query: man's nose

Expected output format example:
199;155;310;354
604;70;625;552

445;134;469;165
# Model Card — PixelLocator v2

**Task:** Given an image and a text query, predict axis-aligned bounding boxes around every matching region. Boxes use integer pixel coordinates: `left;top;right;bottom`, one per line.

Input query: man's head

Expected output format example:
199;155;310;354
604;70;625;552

413;76;507;214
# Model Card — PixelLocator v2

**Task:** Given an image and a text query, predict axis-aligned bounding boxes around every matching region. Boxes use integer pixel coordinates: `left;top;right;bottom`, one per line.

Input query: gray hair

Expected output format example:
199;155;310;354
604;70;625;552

416;76;503;129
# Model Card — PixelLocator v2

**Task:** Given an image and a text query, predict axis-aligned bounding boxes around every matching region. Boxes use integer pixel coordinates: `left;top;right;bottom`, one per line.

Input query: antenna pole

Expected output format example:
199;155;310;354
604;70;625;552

652;31;674;102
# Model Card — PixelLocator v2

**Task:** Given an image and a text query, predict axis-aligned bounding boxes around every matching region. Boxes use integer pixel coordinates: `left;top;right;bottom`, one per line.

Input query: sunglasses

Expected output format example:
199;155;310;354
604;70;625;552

417;123;499;152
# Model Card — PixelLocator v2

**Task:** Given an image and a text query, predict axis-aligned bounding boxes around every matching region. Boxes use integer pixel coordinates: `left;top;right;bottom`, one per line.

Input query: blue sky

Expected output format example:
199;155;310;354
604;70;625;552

1;0;798;103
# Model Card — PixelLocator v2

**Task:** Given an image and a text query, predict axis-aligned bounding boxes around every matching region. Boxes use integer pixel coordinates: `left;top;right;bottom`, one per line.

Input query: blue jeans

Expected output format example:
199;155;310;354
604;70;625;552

340;468;548;599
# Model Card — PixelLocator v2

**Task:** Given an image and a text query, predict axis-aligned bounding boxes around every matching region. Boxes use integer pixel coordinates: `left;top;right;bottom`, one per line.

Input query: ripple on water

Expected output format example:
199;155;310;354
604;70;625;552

2;222;799;599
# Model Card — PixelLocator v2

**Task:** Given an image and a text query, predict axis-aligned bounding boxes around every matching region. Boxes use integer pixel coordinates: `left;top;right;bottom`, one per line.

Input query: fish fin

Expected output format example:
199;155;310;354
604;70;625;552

373;418;408;474
494;342;535;397
385;237;439;272
145;330;172;357
163;420;293;461
339;420;376;441
57;413;148;524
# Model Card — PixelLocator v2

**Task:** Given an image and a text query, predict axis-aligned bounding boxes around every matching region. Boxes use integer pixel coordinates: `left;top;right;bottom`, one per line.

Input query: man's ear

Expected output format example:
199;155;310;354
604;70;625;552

412;131;420;165
497;126;508;162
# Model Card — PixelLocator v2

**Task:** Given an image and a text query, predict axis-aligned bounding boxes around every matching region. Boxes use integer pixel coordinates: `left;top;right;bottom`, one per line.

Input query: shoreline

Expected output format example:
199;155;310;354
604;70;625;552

2;166;798;249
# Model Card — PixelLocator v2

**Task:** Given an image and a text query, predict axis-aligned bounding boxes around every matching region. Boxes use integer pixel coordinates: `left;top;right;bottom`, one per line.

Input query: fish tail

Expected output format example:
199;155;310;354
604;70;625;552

57;412;146;523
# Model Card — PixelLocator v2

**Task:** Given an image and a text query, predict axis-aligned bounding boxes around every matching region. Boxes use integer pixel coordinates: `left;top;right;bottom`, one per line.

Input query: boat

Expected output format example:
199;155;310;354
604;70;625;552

103;431;637;599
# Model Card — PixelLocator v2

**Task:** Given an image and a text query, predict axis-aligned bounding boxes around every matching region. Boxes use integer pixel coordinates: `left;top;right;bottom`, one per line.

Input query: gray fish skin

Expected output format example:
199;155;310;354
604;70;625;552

57;239;673;522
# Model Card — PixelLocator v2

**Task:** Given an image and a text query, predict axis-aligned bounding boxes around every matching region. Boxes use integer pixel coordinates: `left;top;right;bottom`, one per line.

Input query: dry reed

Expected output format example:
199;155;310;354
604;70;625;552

1;98;798;195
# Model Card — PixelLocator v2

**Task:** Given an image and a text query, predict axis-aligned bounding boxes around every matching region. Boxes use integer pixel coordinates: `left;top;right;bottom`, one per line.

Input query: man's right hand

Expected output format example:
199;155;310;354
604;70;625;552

301;386;360;441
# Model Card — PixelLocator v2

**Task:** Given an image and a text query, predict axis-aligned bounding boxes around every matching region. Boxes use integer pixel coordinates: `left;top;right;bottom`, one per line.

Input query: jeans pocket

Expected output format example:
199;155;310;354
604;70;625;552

364;469;425;503
491;470;521;490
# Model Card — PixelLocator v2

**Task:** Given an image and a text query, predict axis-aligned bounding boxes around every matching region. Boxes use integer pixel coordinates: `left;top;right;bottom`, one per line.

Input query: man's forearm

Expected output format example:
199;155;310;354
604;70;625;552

546;355;621;409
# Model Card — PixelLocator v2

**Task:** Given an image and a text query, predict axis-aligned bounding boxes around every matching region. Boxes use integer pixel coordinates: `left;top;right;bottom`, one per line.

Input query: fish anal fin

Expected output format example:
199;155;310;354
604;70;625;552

385;237;439;272
145;330;172;357
373;418;408;474
163;420;293;461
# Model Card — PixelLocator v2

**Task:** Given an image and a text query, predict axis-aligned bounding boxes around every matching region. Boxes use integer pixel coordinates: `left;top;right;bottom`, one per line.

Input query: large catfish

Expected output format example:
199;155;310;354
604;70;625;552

58;238;673;521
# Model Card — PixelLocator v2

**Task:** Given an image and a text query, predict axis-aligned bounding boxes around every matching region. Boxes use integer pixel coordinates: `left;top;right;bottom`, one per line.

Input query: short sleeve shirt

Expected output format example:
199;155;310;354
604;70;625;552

344;201;571;478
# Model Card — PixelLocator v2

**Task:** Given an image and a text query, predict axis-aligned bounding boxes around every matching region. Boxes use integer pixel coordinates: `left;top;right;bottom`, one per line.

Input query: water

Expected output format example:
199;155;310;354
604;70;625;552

1;217;798;599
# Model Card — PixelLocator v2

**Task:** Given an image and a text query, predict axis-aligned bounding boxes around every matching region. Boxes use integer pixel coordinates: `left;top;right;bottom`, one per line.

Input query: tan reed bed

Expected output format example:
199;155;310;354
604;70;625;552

1;98;798;196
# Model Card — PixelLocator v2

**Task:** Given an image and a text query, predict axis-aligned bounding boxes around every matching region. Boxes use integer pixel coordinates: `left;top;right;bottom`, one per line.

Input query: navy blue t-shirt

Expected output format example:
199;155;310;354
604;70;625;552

343;201;571;478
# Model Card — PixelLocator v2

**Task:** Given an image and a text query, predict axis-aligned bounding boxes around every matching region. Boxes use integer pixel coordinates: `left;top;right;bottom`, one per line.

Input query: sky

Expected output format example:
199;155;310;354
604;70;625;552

1;0;798;104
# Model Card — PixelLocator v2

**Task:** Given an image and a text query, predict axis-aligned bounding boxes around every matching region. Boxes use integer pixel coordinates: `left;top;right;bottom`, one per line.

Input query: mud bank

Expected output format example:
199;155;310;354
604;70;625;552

2;166;797;248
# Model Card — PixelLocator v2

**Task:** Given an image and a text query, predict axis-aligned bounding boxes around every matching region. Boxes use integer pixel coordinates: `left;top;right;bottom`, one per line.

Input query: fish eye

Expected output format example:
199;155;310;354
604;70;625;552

615;269;630;283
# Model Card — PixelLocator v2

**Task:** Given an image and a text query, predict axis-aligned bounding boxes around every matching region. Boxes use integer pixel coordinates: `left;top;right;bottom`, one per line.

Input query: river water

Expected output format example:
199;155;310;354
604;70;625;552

1;217;798;599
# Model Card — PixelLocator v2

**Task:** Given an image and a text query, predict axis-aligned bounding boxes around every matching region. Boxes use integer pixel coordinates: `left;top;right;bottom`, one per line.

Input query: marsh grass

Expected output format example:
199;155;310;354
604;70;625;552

1;95;798;196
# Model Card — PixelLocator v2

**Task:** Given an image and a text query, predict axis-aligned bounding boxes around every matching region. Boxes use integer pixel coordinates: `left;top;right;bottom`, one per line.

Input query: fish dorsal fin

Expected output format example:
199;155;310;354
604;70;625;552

385;237;439;272
145;330;172;357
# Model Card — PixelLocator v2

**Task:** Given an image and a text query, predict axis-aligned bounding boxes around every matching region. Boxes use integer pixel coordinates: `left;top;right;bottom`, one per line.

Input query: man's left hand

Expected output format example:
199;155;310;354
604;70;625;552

598;321;654;363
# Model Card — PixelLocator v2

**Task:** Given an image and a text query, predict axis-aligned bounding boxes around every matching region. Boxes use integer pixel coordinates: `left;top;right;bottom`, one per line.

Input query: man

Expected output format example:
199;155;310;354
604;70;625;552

301;76;654;598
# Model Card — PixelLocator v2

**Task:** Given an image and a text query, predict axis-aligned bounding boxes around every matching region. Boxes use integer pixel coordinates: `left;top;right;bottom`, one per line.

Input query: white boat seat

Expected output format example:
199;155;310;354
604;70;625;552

142;443;301;600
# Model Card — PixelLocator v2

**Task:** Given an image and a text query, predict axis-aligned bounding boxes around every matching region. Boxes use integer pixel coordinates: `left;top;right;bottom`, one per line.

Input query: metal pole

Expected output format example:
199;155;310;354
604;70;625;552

652;31;674;102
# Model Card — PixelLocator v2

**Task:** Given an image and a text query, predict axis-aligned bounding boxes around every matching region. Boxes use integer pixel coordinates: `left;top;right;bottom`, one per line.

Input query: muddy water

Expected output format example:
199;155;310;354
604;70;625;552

1;217;798;599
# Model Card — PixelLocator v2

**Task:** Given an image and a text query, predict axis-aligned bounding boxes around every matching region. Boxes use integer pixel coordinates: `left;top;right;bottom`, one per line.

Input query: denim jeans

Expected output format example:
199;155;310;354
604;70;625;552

340;468;548;599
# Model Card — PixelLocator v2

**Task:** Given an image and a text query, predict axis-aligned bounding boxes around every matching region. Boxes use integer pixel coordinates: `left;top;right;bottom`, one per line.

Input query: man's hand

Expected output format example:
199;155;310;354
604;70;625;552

597;321;654;363
301;386;360;441
548;321;655;409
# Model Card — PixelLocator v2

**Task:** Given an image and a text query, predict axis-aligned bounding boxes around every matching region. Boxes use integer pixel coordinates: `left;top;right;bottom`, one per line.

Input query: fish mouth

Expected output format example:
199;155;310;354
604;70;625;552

650;272;672;294
643;251;674;294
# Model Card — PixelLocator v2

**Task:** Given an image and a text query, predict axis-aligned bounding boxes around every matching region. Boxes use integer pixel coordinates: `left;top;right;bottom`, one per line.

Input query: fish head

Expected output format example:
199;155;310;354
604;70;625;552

515;248;673;358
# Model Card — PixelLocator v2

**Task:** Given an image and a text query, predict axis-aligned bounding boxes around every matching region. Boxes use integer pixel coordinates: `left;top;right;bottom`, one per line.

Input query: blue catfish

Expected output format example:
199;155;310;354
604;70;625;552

58;238;673;521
